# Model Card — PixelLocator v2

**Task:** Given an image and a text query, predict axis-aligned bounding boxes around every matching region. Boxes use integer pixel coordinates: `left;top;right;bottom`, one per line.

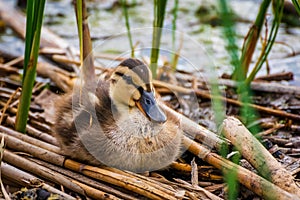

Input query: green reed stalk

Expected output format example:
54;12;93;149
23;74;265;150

218;0;240;199
232;0;271;81
122;0;135;57
291;0;300;15
15;0;46;133
76;0;83;64
150;0;167;79
75;0;96;88
245;0;284;84
171;0;179;71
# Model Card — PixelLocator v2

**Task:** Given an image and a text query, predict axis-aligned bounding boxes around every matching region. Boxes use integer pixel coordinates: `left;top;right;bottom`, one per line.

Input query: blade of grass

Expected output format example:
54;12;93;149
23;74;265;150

15;0;46;133
217;1;243;199
121;0;135;57
150;0;167;79
291;0;300;15
218;0;241;78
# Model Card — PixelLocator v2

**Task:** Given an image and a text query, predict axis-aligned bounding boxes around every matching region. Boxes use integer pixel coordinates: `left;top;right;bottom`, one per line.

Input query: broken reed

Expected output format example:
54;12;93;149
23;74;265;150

232;0;271;81
15;0;46;133
122;0;135;58
245;0;284;85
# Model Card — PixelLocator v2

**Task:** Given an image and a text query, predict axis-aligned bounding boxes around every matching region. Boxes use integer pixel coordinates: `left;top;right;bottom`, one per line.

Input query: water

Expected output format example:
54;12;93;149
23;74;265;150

1;0;300;85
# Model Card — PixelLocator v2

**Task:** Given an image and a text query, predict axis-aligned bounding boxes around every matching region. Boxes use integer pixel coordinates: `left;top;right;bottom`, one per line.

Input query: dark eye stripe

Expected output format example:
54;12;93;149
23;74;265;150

115;72;124;77
115;72;141;90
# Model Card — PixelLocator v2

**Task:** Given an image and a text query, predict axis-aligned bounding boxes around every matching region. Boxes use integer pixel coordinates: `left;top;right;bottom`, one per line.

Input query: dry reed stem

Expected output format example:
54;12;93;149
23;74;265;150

170;162;192;172
222;116;300;197
29;158;139;200
0;2;70;50
101;166;177;195
3;151;121;200
0;88;20;125
0;128;186;199
154;80;300;121
173;178;222;200
64;159;178;200
37;62;75;92
1;162;76;200
0;125;60;154
0;132;65;166
183;135;299;200
71;180;121;200
4;115;58;145
3;150;85;195
219;78;300;95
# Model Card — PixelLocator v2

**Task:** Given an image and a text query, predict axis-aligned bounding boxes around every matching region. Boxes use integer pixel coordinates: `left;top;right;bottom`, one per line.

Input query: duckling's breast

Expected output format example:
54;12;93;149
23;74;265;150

81;109;183;172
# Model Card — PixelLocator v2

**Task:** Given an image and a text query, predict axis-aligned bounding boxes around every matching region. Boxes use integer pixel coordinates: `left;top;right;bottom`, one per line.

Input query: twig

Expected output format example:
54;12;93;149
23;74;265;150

0;88;21;125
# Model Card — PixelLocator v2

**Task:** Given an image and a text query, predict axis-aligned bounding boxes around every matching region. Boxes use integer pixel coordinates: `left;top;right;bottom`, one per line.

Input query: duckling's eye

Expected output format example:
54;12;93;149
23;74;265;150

145;98;151;105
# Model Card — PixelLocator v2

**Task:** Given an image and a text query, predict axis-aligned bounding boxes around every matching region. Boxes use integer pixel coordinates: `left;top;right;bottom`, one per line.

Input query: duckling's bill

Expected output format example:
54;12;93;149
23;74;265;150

136;91;167;123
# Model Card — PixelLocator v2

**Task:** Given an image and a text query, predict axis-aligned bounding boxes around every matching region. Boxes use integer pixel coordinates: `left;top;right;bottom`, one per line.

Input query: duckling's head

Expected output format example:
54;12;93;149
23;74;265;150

109;58;167;123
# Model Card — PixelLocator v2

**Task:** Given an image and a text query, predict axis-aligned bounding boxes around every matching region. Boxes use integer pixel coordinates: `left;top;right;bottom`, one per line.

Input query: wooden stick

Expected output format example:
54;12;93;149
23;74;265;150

3;151;121;200
101;166;177;195
0;88;20;125
0;132;65;166
183;135;298;200
0;125;60;154
221;116;300;196
154;80;300;121
37;62;75;92
255;71;293;81
0;128;186;199
3;150;84;195
0;2;70;50
219;78;300;95
64;159;178;200
72;180;121;200
1;162;76;200
4;115;58;146
29;157;139;200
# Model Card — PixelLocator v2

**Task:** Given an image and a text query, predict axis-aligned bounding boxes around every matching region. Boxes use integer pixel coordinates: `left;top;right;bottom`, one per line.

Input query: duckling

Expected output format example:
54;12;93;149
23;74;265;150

54;58;183;172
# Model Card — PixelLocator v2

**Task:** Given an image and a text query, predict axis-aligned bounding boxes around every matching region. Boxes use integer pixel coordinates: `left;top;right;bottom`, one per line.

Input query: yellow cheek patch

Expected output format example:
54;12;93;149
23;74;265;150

132;90;141;101
129;99;135;107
